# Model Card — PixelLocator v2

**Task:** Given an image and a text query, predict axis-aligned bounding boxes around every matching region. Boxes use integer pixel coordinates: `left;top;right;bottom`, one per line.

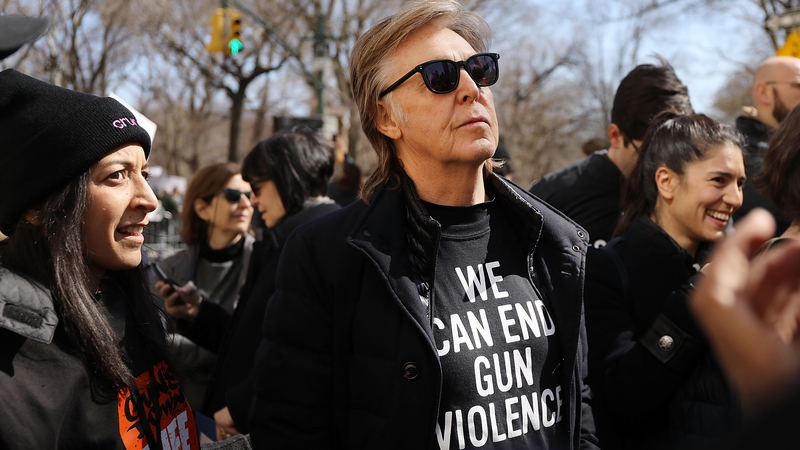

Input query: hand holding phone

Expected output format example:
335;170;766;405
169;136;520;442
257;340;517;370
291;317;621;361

152;263;186;305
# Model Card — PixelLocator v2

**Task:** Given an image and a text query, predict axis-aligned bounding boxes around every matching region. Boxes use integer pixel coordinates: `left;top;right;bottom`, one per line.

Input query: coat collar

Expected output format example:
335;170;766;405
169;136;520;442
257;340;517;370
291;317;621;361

346;173;547;348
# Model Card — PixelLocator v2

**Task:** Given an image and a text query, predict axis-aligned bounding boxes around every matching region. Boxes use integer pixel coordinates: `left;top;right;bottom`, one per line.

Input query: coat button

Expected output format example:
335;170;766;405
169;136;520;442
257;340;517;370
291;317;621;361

658;335;675;352
403;362;419;379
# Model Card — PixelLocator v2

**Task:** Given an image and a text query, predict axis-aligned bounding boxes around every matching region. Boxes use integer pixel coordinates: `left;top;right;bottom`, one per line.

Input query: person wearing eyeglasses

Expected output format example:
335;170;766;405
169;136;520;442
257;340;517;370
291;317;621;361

175;126;339;441
153;161;255;412
530;58;692;249
248;1;599;449
731;56;800;234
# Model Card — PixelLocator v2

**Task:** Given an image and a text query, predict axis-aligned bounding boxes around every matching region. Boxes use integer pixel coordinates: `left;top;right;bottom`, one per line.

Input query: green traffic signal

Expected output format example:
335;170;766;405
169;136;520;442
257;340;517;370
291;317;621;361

229;38;243;55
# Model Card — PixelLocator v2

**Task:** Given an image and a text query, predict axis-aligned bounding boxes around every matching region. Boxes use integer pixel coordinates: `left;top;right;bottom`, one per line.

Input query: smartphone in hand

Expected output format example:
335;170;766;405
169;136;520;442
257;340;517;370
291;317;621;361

152;263;186;305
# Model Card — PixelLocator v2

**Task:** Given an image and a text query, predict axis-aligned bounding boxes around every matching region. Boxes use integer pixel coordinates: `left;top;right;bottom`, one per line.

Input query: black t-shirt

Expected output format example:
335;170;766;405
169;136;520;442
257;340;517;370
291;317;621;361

426;200;568;450
530;150;622;247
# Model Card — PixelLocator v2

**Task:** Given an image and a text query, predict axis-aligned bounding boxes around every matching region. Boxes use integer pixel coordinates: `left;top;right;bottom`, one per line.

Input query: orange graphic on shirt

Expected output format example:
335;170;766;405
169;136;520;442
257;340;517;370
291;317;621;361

118;360;199;449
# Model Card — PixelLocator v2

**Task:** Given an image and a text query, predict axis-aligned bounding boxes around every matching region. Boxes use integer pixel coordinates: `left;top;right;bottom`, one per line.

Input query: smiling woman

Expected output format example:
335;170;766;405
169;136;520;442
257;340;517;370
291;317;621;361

0;69;199;449
584;112;747;450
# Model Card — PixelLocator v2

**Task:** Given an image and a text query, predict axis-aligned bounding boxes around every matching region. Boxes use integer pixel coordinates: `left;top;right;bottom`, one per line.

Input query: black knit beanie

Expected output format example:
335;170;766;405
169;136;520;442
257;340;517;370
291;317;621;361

0;69;152;235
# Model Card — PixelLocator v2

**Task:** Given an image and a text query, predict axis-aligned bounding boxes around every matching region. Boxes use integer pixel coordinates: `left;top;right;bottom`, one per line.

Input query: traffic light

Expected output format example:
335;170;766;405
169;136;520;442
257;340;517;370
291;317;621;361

227;9;243;55
206;8;227;53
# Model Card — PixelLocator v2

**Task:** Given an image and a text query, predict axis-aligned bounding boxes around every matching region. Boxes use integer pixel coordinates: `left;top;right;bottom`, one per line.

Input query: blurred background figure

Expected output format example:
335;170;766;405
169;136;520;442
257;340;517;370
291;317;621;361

154;161;255;411
752;104;800;244
732;56;800;234
582;136;611;158
492;139;515;180
165;126;339;441
585;112;746;450
327;153;362;206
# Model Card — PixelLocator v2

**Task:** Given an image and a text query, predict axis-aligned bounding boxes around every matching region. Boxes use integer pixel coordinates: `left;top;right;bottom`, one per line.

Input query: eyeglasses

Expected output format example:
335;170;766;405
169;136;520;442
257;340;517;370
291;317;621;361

215;188;252;204
248;176;270;196
766;81;800;90
379;52;500;98
623;136;640;152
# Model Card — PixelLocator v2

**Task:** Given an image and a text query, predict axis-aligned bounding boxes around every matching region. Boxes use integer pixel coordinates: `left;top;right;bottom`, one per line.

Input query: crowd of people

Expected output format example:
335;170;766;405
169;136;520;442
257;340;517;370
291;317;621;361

3;1;800;449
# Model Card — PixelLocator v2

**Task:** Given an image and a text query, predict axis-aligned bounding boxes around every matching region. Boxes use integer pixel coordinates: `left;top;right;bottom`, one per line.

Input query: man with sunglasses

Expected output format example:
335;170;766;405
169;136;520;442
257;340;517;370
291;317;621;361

530;59;692;248
731;56;800;235
249;1;599;449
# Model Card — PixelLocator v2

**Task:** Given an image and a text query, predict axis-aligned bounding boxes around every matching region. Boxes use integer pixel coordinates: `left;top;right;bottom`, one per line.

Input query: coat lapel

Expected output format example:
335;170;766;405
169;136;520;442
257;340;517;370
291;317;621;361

347;187;437;350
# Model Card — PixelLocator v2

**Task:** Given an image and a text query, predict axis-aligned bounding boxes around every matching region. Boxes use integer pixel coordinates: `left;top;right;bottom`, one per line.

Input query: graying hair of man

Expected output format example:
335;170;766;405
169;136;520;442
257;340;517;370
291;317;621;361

350;0;495;204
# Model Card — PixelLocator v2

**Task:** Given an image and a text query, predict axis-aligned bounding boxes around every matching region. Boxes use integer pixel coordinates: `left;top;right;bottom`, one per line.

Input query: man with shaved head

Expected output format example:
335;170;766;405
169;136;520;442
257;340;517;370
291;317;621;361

734;56;800;231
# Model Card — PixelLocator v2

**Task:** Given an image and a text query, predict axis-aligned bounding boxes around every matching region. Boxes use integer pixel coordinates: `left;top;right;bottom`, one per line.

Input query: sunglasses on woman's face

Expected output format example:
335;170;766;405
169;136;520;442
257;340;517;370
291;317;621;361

379;52;500;98
217;188;252;204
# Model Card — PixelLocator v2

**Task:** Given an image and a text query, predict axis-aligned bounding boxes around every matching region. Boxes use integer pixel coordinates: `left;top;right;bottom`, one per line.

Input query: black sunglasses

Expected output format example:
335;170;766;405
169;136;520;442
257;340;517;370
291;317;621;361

214;188;252;204
248;176;270;196
379;52;500;98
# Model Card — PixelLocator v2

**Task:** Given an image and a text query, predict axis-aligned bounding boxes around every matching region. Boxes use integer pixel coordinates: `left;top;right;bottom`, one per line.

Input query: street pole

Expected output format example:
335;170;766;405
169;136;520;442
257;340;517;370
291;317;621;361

312;12;337;117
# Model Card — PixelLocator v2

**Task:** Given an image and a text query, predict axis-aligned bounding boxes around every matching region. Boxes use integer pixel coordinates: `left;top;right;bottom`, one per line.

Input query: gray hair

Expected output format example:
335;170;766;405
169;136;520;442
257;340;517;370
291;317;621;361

350;0;494;203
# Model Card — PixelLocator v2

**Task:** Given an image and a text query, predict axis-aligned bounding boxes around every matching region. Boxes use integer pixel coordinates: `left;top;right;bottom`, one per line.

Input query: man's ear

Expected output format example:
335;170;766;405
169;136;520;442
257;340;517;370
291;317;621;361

607;123;625;150
753;81;772;107
375;100;402;140
194;198;210;221
23;209;41;226
655;166;678;201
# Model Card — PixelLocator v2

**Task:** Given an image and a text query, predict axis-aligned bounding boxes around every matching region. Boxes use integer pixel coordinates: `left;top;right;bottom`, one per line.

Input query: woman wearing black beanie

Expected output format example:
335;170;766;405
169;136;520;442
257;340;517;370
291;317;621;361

0;69;200;449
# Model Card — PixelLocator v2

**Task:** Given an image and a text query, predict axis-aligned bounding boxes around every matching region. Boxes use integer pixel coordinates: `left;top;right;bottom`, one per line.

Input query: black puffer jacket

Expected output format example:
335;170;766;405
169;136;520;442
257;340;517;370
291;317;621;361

585;216;738;450
249;174;599;450
0;268;199;449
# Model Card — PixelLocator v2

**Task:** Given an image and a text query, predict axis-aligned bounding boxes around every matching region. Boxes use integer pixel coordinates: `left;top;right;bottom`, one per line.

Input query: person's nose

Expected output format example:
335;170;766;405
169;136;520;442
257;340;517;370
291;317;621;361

456;66;481;102
240;191;255;210
725;181;744;211
135;176;159;213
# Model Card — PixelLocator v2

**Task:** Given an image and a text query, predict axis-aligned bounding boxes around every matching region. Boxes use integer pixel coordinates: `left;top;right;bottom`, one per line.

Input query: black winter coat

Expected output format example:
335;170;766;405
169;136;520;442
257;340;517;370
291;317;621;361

0;268;199;449
176;201;340;430
584;217;738;450
249;175;599;450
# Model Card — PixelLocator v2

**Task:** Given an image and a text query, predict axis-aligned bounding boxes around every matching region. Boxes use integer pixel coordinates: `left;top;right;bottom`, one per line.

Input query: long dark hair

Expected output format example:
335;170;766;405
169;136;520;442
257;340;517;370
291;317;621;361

0;172;170;390
616;112;744;237
242;126;334;215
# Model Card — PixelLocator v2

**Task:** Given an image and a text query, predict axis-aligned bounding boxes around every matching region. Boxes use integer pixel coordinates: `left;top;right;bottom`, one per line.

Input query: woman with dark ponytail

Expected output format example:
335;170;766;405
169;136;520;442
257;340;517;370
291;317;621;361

0;69;198;449
584;112;746;450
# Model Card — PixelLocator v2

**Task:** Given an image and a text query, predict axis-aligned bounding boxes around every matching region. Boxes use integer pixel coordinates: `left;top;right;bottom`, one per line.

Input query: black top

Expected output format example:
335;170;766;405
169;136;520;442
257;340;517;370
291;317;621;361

247;175;600;450
427;200;568;449
734;116;790;234
530;151;622;247
178;201;341;431
327;180;359;207
584;217;737;450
